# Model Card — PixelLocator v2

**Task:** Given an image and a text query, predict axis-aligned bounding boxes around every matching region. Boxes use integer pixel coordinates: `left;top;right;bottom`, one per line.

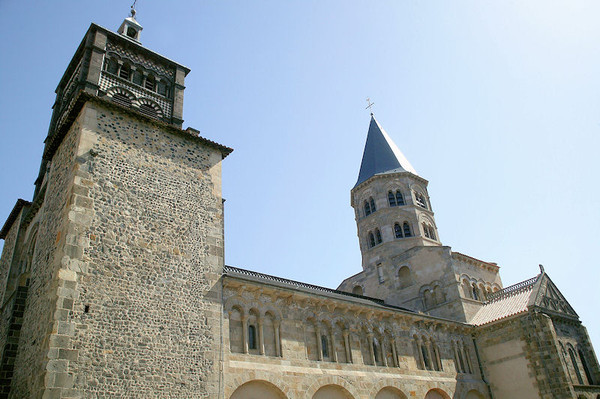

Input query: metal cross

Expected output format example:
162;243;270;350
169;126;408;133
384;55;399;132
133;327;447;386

365;98;375;113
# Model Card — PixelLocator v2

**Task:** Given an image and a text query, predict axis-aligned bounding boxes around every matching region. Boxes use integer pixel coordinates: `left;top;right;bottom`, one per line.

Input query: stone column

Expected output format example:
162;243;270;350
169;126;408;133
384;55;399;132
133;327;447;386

463;344;473;374
453;343;462;372
316;327;323;361
343;330;352;363
241;316;249;354
172;67;186;127
426;341;435;370
274;321;281;357
381;340;388;367
330;330;338;362
413;339;424;369
258;317;265;355
368;333;376;365
391;337;399;367
433;344;441;370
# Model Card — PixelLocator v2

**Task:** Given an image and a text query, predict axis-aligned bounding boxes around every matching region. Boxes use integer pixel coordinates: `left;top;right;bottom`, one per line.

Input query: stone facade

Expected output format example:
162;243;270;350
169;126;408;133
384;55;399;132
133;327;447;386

0;14;599;399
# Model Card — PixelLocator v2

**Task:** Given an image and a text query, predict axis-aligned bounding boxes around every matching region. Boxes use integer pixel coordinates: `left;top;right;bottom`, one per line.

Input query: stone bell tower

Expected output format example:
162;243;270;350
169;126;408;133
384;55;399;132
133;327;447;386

351;114;440;266
338;115;452;311
0;10;231;398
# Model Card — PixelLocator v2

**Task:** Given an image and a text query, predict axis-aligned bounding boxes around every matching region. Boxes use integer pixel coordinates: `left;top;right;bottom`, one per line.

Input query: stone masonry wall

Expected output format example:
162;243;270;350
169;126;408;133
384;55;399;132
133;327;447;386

0;212;23;357
553;319;600;388
65;102;225;397
0;211;22;305
10;113;84;398
9;100;226;398
475;313;574;399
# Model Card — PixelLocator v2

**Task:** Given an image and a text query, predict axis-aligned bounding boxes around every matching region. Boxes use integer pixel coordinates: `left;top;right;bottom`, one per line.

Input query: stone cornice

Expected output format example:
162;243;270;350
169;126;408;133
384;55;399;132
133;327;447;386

223;266;473;333
452;252;499;272
351;171;429;201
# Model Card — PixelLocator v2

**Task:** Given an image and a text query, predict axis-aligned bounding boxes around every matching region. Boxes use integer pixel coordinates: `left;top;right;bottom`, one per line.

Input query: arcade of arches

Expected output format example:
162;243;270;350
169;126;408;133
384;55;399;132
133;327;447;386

228;381;484;399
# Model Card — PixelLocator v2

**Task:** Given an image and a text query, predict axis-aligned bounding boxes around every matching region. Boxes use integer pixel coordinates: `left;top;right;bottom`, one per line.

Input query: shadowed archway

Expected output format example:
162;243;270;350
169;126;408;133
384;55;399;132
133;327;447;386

312;384;355;399
230;380;287;399
375;386;408;399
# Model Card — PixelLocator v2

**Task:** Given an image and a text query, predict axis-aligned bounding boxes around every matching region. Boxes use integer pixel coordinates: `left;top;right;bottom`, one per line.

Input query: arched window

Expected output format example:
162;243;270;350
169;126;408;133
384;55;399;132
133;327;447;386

132;70;144;85
373;338;380;364
368;232;376;248
157;80;169;96
464;345;473;374
364;200;372;216
456;342;466;373
394;223;403;238
375;229;382;244
423;223;430;239
145;74;156;91
403;222;412;237
429;226;436;240
570;348;584;384
421;342;432;370
105;57;118;74
472;284;480;301
433;285;445;304
321;335;329;358
462;279;472;299
423;223;436;240
248;325;257;350
388;191;396;207
370;197;376;213
119;63;131;80
377;264;384;283
423;289;434;309
415;192;428;209
433;343;442;371
578;349;594;385
396;190;405;205
398;266;412;288
352;285;363;295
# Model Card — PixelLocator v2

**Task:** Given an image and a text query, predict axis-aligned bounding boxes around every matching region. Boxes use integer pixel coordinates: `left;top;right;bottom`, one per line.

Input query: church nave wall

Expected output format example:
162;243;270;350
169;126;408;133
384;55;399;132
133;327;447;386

222;275;489;398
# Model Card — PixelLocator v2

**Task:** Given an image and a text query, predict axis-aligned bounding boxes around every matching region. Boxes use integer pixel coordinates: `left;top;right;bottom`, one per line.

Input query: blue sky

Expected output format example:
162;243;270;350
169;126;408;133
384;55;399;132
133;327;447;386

1;1;599;349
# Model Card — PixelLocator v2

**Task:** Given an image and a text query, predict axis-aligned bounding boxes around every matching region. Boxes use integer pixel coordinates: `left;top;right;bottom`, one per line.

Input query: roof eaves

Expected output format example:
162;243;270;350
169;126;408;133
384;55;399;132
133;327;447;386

473;309;530;328
0;199;31;240
352;170;428;193
223;265;472;328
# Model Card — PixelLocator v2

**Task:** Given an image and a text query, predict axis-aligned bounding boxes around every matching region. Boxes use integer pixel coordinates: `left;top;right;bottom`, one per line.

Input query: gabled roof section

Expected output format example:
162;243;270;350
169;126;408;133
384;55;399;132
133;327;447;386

470;275;538;326
529;273;578;318
470;272;579;326
354;115;418;188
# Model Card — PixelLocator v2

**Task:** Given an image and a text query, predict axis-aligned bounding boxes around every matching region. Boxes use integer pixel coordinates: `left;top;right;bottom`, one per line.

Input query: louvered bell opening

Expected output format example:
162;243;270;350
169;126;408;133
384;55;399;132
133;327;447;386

138;104;158;119
112;93;132;108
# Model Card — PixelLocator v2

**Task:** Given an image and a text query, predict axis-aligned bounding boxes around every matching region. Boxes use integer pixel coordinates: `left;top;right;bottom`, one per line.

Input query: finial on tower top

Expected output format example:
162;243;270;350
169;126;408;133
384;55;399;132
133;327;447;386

130;0;138;18
365;98;375;115
118;0;143;42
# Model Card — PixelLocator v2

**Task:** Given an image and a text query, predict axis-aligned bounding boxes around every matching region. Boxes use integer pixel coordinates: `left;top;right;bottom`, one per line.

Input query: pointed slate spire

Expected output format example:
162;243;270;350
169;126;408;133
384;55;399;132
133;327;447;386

354;115;418;188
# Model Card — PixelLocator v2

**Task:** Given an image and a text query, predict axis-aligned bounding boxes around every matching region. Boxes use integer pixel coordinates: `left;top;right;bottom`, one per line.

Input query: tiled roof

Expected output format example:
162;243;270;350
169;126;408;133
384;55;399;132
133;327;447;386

224;265;386;304
470;275;539;326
